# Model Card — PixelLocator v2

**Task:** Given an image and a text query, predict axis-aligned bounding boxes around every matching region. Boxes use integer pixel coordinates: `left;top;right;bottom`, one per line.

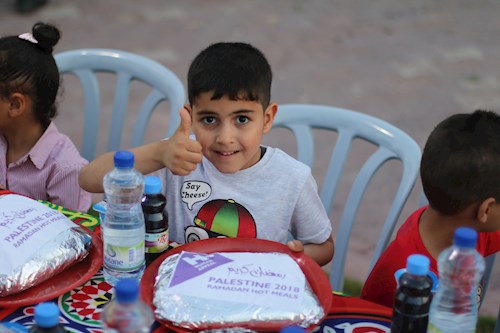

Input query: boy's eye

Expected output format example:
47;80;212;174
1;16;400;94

236;116;249;124
202;117;217;125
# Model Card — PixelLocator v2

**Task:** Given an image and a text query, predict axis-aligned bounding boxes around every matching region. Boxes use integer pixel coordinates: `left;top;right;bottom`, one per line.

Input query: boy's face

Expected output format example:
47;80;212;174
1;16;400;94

188;92;277;173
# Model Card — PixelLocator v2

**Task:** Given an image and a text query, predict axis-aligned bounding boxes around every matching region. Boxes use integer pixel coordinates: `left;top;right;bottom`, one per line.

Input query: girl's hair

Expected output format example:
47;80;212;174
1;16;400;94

0;22;61;128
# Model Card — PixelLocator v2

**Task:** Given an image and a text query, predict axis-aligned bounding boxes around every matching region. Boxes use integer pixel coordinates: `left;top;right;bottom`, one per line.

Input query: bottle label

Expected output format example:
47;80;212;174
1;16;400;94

145;229;169;253
104;241;145;271
427;322;443;333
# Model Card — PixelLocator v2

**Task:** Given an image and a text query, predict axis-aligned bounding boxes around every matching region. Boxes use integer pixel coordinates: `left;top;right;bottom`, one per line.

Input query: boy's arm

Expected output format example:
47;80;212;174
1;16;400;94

79;142;167;193
79;108;202;193
288;235;335;267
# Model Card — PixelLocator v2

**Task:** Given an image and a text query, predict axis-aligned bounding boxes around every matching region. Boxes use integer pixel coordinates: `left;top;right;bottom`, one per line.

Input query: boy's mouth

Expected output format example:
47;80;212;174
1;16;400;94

216;150;238;156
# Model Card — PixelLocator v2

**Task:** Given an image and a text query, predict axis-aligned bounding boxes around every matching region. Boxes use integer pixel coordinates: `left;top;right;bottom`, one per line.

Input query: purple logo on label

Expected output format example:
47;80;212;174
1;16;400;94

169;252;233;287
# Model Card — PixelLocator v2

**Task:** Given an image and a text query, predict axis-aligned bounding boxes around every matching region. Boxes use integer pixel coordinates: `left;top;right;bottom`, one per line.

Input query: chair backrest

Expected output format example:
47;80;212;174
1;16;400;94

484;253;497;303
271;104;421;291
495;280;500;333
55;48;186;161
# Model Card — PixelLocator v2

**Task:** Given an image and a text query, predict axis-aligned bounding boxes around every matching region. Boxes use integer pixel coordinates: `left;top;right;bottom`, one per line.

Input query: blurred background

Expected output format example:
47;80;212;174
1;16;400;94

1;0;499;317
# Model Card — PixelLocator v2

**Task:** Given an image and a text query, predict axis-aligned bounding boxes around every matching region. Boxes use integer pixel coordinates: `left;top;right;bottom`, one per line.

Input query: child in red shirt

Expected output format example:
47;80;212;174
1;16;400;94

361;110;500;308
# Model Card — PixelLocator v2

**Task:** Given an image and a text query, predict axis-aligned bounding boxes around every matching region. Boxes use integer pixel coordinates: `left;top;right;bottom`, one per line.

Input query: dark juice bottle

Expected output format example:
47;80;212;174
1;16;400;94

391;254;433;333
141;175;169;267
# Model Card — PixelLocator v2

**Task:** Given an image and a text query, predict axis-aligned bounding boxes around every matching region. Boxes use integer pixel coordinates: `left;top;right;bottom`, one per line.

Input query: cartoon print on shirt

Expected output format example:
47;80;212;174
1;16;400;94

184;199;257;243
181;181;212;210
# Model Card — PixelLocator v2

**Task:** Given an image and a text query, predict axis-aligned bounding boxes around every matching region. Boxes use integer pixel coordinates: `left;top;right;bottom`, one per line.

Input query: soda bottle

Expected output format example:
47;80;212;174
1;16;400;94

28;303;66;333
391;254;433;333
102;150;145;286
101;279;154;333
142;175;169;266
428;227;485;333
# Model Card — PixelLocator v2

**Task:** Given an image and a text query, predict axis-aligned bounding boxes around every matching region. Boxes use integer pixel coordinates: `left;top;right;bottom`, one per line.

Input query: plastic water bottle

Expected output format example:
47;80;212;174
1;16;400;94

391;254;433;333
28;303;67;333
142;175;169;267
101;279;154;333
428;227;485;333
0;322;27;333
102;150;145;286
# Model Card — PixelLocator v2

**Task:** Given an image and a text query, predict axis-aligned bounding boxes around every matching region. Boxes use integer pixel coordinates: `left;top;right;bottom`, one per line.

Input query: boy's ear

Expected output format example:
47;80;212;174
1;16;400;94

263;102;278;133
7;93;27;118
477;197;496;223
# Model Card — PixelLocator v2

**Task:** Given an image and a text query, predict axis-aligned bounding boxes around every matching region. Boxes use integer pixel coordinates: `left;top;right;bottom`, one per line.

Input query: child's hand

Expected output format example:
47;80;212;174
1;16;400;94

287;236;334;266
163;107;203;175
287;239;305;253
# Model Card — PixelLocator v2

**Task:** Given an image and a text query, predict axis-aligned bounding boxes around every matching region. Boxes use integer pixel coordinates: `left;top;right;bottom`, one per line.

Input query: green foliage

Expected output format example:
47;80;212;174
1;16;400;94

476;315;496;333
342;277;363;297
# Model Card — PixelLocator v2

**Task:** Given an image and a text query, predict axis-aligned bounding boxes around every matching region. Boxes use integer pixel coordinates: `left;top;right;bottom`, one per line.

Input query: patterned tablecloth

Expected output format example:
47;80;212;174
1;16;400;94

0;194;392;333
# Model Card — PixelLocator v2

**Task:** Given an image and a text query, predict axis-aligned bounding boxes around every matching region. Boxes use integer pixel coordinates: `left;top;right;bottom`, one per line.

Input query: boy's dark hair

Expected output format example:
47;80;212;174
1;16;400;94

187;42;272;108
0;22;61;128
421;110;500;215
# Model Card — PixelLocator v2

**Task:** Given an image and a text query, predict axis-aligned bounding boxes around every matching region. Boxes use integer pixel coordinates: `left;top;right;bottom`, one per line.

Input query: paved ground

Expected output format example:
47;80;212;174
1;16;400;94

1;0;499;317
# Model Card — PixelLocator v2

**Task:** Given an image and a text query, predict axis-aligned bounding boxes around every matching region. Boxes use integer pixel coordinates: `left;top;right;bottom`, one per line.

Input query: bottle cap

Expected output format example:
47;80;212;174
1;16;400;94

144;176;162;194
279;326;307;333
34;302;60;328
406;254;430;276
454;227;478;248
115;278;139;303
114;150;134;168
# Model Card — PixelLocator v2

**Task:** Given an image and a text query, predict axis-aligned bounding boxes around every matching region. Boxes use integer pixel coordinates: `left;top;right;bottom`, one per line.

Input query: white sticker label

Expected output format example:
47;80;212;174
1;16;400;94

166;251;306;312
0;194;76;275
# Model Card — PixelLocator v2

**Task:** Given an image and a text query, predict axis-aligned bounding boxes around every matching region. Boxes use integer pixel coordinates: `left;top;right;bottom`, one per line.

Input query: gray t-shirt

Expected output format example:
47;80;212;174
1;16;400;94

164;146;332;246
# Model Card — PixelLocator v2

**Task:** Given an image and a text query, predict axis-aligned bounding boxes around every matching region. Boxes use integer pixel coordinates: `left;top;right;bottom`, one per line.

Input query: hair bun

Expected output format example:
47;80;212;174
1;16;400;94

32;22;60;54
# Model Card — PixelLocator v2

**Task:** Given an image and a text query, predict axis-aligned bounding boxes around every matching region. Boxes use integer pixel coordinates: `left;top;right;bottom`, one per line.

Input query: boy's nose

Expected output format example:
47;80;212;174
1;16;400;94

215;124;235;144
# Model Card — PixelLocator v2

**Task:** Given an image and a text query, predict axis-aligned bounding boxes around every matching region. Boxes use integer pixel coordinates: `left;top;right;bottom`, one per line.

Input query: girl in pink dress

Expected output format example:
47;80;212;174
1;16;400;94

0;22;91;212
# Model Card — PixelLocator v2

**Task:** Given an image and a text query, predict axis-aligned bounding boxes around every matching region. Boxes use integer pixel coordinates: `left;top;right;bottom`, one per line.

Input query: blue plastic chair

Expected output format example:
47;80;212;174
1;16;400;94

495;300;500;333
272;104;421;291
55;48;186;161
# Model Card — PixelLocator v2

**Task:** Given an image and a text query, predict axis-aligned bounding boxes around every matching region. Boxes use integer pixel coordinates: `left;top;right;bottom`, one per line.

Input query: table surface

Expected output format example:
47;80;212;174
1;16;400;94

0;195;392;332
1;278;392;333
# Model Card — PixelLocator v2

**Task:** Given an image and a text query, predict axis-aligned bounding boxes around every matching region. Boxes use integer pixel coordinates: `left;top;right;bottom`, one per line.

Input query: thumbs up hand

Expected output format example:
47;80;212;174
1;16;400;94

162;107;203;175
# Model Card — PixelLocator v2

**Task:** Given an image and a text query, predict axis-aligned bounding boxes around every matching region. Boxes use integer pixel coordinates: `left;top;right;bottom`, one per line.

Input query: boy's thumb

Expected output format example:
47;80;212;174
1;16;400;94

177;107;192;137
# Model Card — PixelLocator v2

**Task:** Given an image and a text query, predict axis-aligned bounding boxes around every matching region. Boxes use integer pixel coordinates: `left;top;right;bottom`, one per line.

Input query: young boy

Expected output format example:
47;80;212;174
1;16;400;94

361;110;500;308
79;42;334;266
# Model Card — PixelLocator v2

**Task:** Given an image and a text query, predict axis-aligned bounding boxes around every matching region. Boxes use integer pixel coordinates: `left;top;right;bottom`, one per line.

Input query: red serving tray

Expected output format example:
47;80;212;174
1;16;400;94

140;238;332;332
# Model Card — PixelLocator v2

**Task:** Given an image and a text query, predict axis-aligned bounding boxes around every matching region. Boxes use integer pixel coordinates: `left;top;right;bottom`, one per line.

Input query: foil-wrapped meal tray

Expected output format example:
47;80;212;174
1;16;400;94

140;238;332;332
0;226;92;297
0;193;94;298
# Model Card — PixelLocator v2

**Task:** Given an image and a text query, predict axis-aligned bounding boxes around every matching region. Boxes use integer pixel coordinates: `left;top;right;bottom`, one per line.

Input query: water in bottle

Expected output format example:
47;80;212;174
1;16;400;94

101;279;154;333
428;227;485;333
28;303;67;333
142;175;169;267
102;150;145;286
391;254;433;333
